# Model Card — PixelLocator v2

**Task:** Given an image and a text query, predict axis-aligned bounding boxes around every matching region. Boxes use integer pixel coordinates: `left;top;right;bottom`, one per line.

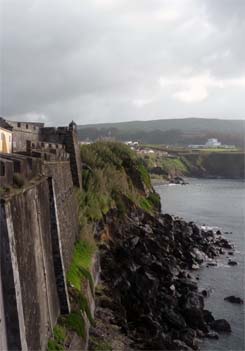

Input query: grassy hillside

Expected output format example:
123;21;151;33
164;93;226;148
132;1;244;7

78;118;245;147
183;152;245;179
141;151;245;179
78;118;244;134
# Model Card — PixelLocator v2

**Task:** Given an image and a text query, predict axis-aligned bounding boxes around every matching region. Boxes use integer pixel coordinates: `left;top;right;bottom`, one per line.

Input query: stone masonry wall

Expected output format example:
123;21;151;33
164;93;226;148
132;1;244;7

1;181;60;350
0;161;80;350
40;124;82;188
43;161;79;271
7;121;43;153
0;119;82;350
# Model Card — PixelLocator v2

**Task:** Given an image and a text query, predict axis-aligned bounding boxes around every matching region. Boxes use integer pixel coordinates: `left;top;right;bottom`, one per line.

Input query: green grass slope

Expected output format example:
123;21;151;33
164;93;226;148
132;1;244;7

78;118;244;134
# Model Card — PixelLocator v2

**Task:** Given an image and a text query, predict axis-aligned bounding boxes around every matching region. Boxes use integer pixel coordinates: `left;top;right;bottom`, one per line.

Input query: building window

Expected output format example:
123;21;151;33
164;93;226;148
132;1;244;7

17;122;21;128
0;161;5;176
14;161;21;173
26;124;29;129
27;158;33;170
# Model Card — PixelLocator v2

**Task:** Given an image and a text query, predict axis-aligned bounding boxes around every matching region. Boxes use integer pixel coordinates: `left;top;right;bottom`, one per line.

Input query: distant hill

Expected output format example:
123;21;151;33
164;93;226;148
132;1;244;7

78;118;245;147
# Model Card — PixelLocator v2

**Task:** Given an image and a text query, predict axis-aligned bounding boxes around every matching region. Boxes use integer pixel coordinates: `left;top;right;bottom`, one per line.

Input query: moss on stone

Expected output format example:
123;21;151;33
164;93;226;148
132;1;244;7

67;240;95;291
89;336;112;351
137;162;152;189
47;325;66;351
64;311;85;338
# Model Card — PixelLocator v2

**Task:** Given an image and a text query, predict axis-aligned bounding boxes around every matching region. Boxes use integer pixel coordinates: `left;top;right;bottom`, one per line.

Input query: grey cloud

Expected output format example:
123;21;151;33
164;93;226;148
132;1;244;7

1;0;244;125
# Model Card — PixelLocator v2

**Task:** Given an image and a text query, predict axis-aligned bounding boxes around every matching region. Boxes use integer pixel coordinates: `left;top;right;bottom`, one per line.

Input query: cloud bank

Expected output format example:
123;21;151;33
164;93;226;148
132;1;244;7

1;0;245;125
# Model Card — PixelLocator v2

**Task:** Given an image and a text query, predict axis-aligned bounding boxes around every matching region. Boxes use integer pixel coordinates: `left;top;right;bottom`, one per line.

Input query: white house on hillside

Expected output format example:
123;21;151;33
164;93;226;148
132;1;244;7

205;138;221;147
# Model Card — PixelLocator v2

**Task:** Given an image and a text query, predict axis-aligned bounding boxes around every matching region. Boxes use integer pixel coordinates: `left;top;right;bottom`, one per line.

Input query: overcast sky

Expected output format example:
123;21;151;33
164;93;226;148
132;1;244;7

1;0;245;125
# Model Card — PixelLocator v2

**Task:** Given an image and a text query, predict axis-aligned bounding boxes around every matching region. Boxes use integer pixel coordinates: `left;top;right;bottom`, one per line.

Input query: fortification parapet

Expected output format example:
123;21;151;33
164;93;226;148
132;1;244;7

0;159;79;350
26;140;69;161
39;121;82;188
0;118;82;350
0;153;42;185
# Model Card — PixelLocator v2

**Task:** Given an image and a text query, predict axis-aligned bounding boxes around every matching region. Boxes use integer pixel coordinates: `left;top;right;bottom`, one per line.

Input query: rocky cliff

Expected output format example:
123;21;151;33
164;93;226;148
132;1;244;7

148;152;245;180
45;142;234;351
183;152;245;179
70;142;234;351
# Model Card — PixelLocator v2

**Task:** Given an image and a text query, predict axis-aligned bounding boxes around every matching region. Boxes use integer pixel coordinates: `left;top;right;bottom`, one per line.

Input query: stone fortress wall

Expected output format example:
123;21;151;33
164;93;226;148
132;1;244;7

0;119;82;350
7;120;44;152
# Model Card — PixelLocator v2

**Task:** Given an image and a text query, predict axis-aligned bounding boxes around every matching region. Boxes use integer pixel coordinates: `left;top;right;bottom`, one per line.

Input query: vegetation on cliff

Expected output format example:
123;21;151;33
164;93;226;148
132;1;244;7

141;150;245;180
78;141;160;222
48;141;160;350
48;237;96;350
48;141;235;351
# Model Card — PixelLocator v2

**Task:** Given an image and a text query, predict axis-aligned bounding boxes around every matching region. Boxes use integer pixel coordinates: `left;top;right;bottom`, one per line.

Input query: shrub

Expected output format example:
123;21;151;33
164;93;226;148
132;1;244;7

147;191;161;210
79;141;156;221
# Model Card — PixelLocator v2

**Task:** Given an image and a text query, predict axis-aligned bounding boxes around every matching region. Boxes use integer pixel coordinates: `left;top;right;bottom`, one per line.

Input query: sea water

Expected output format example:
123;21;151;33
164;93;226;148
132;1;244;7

155;179;245;351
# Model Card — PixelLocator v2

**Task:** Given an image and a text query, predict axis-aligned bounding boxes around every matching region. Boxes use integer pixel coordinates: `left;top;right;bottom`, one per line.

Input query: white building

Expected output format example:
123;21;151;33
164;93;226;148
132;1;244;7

205;138;221;147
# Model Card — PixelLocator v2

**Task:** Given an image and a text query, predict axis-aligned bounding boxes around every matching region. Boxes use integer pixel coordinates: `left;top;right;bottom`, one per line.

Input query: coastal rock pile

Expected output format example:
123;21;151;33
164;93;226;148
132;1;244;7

96;207;233;350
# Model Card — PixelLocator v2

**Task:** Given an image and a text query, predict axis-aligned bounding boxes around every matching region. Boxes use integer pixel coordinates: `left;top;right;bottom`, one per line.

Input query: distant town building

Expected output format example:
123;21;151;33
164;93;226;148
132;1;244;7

0;118;13;153
205;138;221;147
188;138;236;149
188;138;222;149
125;141;139;146
137;148;155;155
79;141;92;145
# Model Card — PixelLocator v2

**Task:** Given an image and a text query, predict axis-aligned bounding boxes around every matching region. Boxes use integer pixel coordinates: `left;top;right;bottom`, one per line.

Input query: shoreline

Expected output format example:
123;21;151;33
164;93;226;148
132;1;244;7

151;176;245;186
90;202;236;350
155;179;244;351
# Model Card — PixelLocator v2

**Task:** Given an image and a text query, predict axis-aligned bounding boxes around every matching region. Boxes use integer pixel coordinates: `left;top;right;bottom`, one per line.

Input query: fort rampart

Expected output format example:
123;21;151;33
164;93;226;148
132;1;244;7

0;120;83;350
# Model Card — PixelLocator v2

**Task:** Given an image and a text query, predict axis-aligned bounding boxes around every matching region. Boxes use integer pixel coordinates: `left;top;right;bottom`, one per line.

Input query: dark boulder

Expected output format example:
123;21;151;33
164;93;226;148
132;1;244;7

207;261;218;267
163;308;187;330
211;319;232;333
171;339;193;351
224;296;244;304
206;331;219;339
203;309;215;324
216;238;233;249
136;314;161;337
182;292;204;310
176;278;198;292
201;290;209;298
182;308;208;332
180;329;199;350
